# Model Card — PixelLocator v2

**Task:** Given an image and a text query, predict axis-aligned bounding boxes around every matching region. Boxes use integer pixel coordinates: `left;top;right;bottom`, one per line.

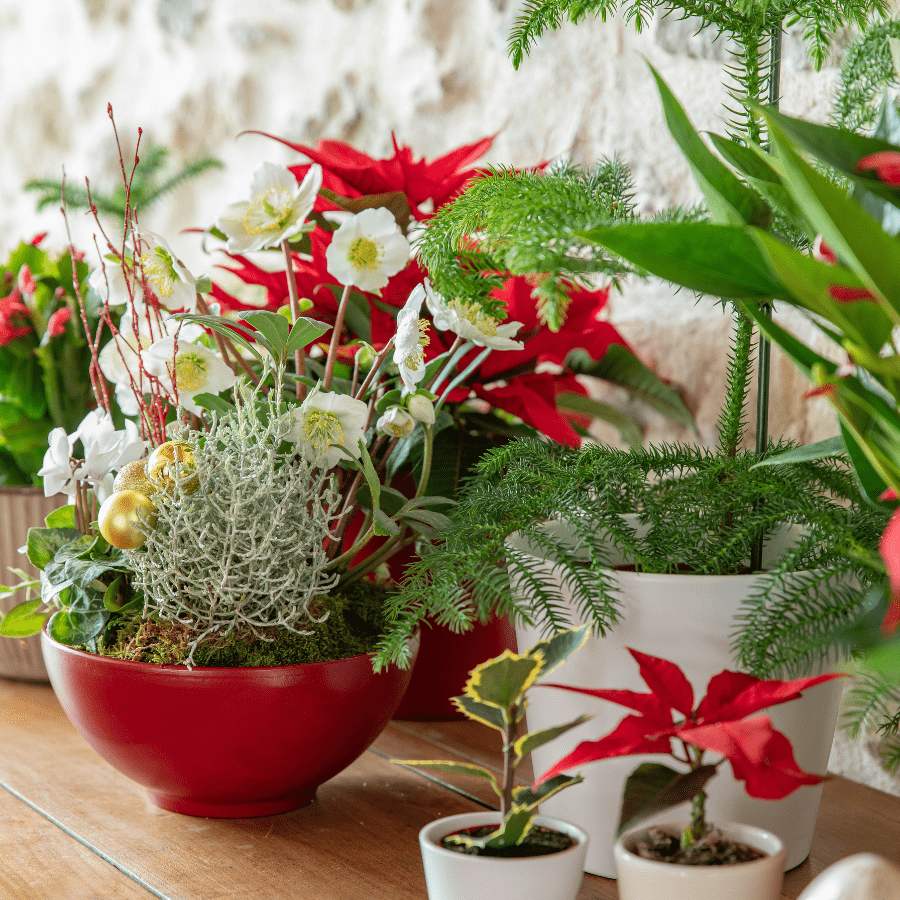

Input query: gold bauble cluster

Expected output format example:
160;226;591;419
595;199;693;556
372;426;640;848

99;441;198;550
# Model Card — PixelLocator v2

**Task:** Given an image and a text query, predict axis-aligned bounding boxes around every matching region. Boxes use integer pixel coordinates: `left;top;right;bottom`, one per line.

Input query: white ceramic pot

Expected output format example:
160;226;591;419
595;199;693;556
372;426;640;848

0;487;60;682
513;527;844;877
614;822;786;900
419;812;588;900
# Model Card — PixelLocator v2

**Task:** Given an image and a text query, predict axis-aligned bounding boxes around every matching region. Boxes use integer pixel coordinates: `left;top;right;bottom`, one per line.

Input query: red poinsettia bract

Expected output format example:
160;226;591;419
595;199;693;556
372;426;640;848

534;649;843;801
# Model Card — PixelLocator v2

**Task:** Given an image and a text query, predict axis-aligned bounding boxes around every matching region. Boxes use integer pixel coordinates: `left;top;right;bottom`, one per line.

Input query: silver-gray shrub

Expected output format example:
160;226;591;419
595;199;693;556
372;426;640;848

128;381;339;662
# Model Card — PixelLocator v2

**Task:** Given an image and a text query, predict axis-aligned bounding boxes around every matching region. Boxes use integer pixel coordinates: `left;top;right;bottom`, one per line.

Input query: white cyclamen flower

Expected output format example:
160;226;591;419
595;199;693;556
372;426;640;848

141;336;237;416
135;231;198;312
377;406;415;439
288;388;368;470
73;411;147;503
393;285;430;392
38;428;78;498
407;393;436;425
325;207;410;293
424;280;525;351
217;162;323;254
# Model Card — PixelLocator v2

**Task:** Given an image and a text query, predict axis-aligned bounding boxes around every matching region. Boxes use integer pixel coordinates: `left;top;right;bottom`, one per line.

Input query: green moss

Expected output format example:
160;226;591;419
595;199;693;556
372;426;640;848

98;580;392;667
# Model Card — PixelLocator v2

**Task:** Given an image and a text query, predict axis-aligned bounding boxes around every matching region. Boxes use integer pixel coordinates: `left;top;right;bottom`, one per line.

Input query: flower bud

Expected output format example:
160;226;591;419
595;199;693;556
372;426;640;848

377;406;415;439
407;393;436;425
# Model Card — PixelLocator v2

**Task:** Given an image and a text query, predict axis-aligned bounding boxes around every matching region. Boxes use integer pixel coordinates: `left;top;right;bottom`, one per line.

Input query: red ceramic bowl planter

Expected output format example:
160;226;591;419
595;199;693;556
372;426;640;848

41;629;418;818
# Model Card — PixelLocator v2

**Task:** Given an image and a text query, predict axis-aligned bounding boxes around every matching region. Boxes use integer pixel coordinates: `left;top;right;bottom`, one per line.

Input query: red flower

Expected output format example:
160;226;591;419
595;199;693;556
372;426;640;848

856;151;900;186
535;648;842;800
879;507;900;635
0;291;32;346
46;307;72;338
828;285;876;303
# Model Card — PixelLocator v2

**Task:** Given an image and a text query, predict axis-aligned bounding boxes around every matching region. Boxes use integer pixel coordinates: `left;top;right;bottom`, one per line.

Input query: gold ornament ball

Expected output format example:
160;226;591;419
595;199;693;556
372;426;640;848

113;459;155;498
98;490;158;550
148;440;199;494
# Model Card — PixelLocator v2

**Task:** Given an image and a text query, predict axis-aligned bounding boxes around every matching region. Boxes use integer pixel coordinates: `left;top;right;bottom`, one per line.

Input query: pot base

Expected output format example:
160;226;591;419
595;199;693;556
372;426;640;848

147;787;317;818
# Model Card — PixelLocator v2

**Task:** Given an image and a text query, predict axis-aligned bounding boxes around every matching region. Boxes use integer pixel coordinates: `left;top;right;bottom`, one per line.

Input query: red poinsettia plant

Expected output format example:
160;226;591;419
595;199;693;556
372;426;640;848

534;649;843;847
210;133;671;468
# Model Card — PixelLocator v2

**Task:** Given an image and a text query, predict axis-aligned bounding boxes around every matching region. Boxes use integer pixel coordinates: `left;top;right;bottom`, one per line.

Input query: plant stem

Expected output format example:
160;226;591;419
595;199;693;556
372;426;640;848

501;709;517;820
281;239;307;401
323;284;351;391
689;789;708;843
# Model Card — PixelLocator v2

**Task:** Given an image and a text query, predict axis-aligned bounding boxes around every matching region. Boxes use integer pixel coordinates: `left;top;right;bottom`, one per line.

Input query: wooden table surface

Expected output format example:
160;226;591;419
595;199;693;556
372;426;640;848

1;677;899;900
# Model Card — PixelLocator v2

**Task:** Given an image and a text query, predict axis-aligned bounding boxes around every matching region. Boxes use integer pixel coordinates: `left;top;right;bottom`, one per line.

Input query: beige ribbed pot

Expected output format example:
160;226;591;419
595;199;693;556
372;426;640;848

0;487;61;682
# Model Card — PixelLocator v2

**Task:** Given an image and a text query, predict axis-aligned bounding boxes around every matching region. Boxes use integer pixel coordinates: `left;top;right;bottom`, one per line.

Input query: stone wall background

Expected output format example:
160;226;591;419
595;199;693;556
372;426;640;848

1;0;897;793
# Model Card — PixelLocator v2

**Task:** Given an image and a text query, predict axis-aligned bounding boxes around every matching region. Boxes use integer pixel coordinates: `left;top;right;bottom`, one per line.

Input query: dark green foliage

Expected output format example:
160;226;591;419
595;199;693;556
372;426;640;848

25;140;222;220
841;668;900;773
374;438;886;676
833;18;900;132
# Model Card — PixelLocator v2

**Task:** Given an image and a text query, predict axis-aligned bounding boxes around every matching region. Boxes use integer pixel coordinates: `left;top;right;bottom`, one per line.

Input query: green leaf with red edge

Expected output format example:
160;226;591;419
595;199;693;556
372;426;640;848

628;648;694;717
617;763;718;838
678;717;825;800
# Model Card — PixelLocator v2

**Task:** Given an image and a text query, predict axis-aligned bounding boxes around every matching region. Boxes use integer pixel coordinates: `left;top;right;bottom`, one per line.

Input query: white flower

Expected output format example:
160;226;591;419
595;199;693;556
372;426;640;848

407;393;436;425
377;406;415;439
72;411;147;503
38;428;77;498
217;162;323;254
100;303;203;415
134;231;197;313
88;260;134;307
141;336;237;416
325;207;410;293
393;285;430;392
424;280;525;351
288;387;368;469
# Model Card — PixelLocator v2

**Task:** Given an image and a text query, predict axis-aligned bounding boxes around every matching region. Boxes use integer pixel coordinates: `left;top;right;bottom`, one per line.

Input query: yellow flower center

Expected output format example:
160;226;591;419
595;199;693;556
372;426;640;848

448;299;499;336
347;237;381;271
402;319;431;372
173;352;209;392
244;188;299;235
139;247;177;298
304;409;345;456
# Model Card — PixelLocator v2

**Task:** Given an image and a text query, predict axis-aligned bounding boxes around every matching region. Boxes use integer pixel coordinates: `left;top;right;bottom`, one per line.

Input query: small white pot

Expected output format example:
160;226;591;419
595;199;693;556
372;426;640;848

419;812;588;900
614;822;786;900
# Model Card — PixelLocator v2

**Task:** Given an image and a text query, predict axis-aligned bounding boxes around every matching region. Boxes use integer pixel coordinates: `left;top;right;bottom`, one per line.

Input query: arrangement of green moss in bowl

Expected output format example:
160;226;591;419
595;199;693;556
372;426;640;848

0;127;546;816
393;626;591;900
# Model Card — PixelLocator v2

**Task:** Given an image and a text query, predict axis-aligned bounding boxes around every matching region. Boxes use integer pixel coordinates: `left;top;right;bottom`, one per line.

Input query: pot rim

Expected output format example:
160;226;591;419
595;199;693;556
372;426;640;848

614;820;785;872
41;622;419;674
420;811;588;864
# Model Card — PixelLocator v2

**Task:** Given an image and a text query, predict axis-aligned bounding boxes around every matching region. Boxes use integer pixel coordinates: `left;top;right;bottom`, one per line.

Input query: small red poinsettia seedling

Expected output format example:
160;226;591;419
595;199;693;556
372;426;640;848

534;649;844;846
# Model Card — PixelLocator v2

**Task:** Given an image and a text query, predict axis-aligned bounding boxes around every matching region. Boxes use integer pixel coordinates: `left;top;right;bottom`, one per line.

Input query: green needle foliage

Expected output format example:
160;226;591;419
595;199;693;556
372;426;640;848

25;140;222;221
375;438;887;676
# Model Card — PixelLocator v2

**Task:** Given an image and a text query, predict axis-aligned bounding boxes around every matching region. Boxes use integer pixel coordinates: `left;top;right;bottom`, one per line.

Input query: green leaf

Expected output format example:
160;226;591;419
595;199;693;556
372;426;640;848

451;694;507;731
482;806;534;849
391;759;499;791
554;392;642;447
618;762;718;838
46;608;109;646
285;316;330;354
751;436;845;468
396;507;454;532
511;773;584;811
191;392;235;415
372;508;400;537
466;652;541;710
528;625;591;678
173;314;264;362
357;439;381;512
26;527;82;570
650;65;771;228
0;599;48;637
568;344;693;429
242;310;289;360
514;715;591;760
44;505;77;529
579;223;783;300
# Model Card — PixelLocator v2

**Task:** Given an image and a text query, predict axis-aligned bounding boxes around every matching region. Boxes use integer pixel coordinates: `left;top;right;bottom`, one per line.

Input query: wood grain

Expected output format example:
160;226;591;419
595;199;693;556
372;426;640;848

1;679;898;900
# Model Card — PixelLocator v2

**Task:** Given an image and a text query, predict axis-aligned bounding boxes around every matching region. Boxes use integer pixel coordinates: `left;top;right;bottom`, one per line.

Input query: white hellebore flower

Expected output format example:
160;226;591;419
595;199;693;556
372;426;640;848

72;410;147;503
377;406;416;439
88;260;134;308
325;207;410;293
424;280;525;351
142;336;237;416
217;162;323;254
135;231;198;313
38;428;78;498
393;285;430;392
407;393;436;426
288;388;368;470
